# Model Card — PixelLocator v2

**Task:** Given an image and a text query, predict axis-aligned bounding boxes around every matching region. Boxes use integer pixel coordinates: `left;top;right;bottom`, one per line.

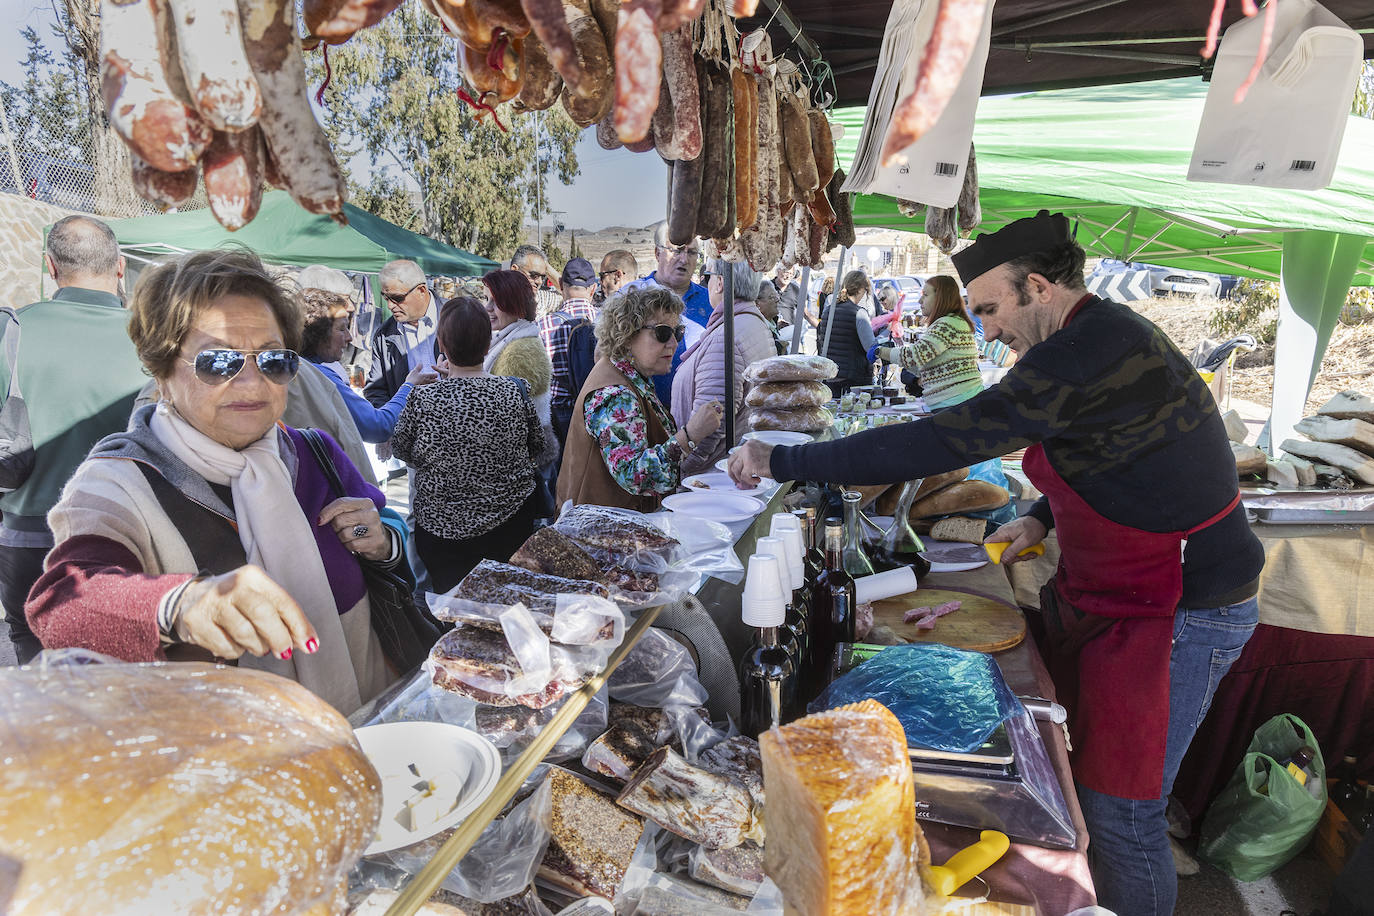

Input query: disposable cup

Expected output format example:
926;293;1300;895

742;554;786;626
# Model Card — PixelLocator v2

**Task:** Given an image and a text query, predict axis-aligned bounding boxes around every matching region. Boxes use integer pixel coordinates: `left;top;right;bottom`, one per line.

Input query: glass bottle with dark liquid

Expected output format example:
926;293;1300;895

798;507;825;586
870;478;933;578
738;553;798;737
814;519;857;665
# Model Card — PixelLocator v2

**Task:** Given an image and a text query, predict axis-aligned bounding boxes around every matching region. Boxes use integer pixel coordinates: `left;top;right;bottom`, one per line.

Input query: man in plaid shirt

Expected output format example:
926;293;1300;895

538;257;598;359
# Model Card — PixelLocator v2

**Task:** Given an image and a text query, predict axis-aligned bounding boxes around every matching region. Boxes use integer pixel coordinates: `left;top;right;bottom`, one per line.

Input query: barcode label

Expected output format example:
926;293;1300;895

1290;159;1317;172
933;162;960;177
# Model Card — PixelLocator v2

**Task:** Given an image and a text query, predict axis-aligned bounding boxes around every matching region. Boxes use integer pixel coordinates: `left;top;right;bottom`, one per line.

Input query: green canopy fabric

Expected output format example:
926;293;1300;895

832;79;1374;287
108;190;497;277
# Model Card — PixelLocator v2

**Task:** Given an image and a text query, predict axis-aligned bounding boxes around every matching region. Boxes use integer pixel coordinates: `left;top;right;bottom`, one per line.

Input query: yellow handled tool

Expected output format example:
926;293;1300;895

926;830;1011;897
984;541;1046;564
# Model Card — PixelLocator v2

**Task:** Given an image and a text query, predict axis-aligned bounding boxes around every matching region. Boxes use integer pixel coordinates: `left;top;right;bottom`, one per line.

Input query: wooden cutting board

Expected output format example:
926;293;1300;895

870;586;1026;653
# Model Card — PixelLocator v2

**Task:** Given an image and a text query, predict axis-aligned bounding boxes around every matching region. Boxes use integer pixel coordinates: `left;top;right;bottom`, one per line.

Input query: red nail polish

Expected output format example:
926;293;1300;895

305;638;318;654
279;648;292;660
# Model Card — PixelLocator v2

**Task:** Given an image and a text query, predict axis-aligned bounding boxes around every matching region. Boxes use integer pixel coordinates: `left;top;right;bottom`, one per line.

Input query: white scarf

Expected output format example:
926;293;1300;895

483;319;539;373
150;404;363;713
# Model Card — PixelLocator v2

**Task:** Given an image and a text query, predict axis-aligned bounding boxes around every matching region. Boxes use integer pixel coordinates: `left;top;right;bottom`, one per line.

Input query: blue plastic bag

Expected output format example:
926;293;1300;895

811;643;1022;753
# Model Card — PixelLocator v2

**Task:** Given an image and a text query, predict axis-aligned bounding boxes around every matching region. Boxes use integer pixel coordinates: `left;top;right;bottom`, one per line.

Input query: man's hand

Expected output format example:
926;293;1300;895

173;565;317;660
319;497;391;562
985;516;1048;564
406;365;439;386
728;440;774;488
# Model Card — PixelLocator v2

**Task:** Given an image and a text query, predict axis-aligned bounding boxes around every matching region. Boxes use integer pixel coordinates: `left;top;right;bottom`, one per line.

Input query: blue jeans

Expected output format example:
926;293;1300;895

1076;597;1259;916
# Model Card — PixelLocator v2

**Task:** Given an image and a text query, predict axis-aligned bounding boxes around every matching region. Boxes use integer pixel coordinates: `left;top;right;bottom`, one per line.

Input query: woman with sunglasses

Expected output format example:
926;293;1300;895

557;286;721;511
28;249;398;715
671;259;775;477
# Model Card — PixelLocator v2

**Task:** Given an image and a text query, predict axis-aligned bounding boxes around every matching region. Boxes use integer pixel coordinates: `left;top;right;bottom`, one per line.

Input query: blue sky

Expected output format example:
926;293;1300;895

0;6;668;230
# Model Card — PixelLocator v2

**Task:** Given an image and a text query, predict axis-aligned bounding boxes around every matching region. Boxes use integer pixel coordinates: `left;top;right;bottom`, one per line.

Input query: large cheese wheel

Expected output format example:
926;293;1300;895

759;699;926;915
0;657;381;914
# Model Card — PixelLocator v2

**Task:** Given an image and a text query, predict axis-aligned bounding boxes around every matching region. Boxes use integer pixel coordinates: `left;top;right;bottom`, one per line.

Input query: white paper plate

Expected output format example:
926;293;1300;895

714;457;775;482
355;722;501;855
662;490;766;522
742;430;814;447
683;471;778;495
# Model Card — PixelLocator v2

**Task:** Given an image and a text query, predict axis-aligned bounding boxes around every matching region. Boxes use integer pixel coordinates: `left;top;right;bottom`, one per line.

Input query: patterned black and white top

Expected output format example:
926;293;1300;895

391;376;542;540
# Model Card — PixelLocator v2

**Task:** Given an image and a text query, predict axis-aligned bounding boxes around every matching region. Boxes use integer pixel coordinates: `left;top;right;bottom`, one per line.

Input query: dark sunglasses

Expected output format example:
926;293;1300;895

382;282;422;305
642;324;687;344
183;348;300;386
598;269;621;281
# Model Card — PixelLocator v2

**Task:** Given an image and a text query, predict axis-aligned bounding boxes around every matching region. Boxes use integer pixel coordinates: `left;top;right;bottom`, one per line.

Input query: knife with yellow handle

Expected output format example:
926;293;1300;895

984;541;1046;565
926;829;1011;897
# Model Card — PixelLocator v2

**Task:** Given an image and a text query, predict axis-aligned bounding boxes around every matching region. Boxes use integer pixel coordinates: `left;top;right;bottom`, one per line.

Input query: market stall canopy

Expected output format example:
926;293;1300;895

830;78;1374;286
106;191;498;277
746;0;1374;107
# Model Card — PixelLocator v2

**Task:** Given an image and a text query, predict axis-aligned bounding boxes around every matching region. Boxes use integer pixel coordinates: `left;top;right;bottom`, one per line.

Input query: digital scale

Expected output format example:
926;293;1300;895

832;643;1078;849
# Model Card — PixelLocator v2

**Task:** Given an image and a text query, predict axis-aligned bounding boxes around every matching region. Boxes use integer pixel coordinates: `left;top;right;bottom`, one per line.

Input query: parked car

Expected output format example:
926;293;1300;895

1089;259;1227;300
873;275;925;314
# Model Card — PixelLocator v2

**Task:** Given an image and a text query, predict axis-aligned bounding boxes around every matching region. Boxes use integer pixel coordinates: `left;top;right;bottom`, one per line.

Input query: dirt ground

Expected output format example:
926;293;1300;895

1128;296;1374;413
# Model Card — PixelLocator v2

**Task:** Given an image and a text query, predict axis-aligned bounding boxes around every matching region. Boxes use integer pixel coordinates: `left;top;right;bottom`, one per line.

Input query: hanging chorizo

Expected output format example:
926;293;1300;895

612;0;662;142
202;126;265;230
731;68;757;231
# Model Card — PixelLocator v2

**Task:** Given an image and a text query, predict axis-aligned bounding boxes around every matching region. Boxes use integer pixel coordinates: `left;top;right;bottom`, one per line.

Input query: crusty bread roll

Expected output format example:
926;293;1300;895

759;699;926;915
873;468;970;516
745;380;832;409
744;354;838;383
0;659;381;915
930;515;987;544
909;480;1009;519
750;406;833;432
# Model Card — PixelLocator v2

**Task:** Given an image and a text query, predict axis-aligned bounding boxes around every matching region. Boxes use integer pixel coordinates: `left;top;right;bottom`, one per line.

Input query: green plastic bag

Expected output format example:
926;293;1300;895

1198;714;1327;881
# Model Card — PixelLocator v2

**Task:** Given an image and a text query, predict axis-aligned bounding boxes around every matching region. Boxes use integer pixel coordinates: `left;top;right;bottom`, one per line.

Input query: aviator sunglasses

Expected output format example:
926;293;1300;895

183;348;301;386
642;324;687;344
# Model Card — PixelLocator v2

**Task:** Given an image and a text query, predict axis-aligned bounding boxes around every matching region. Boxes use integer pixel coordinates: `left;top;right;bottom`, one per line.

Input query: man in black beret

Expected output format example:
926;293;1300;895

730;210;1264;916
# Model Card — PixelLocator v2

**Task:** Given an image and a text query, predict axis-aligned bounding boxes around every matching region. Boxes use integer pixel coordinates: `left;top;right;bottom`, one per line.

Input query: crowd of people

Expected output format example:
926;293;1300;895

1;215;1005;685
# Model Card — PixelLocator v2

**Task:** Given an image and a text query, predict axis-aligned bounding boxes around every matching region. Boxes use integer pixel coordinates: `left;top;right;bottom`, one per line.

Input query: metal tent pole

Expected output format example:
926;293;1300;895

723;263;736;447
820;246;850;359
790;266;810;354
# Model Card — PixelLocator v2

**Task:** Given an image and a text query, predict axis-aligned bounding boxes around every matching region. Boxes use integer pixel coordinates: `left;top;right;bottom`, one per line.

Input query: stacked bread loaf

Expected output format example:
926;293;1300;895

854;469;1011;545
744;355;838;432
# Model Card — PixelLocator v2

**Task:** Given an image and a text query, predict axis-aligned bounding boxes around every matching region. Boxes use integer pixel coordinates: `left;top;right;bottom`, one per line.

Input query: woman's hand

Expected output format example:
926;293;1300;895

406;364;440;386
319;497;392;562
985;516;1048;564
687;400;724;443
173;565;318;660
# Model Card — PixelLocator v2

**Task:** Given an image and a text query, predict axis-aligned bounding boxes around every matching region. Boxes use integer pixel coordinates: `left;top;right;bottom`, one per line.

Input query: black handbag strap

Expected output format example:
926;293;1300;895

298;428;347;499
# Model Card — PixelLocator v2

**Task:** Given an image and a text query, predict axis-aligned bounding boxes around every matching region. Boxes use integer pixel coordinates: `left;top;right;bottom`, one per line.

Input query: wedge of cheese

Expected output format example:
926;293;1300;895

759;699;926;915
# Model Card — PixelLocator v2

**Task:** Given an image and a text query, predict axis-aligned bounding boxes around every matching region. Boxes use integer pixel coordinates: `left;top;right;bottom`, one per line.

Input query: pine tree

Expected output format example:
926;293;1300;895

569;231;583;260
307;4;581;259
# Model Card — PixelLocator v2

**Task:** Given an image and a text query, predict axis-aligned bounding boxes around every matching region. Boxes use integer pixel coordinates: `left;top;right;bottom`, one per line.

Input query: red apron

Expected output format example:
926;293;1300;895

1024;444;1240;799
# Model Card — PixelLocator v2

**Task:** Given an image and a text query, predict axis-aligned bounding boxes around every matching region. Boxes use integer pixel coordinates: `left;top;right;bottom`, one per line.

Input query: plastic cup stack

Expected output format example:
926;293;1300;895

742;554;787;627
768;514;806;591
754;536;793;598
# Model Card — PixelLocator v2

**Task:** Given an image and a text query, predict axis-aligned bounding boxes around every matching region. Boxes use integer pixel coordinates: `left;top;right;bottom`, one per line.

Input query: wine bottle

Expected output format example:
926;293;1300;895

815;519;857;673
797;507;824;585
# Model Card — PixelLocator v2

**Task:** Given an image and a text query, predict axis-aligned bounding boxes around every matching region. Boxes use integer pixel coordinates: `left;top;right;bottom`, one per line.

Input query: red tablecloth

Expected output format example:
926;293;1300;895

1172;622;1374;825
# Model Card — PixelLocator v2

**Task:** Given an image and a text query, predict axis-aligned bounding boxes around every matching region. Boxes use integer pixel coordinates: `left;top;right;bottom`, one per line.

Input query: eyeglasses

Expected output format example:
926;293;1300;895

182;348;300;386
598;269;621;282
659;244;698;259
382;282;422;305
641;324;687;344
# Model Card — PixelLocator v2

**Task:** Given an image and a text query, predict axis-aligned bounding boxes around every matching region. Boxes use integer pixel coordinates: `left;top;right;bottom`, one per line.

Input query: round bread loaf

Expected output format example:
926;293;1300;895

0;657;381;914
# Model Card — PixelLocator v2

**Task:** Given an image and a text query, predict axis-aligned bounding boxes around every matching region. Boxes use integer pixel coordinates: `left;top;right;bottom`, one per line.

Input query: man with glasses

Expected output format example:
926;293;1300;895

511;245;561;316
0;216;146;663
619;223;711;409
594;249;637;304
363;260;445;409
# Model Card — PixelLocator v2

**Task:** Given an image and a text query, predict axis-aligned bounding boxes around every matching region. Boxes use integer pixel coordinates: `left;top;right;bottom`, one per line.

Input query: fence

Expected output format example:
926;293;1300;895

0;94;203;218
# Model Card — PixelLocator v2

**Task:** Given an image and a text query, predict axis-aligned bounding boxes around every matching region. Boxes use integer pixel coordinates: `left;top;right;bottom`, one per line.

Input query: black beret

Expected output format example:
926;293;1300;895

951;210;1074;286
